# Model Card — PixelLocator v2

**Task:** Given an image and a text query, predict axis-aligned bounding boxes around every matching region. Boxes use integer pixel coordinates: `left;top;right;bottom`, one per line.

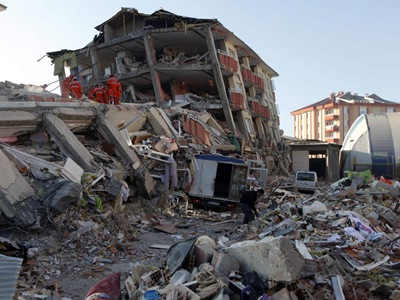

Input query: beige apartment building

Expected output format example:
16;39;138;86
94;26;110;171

290;91;400;145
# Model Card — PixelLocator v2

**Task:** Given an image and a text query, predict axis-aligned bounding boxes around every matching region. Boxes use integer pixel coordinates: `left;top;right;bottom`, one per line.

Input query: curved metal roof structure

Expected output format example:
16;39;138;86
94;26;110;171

341;113;400;178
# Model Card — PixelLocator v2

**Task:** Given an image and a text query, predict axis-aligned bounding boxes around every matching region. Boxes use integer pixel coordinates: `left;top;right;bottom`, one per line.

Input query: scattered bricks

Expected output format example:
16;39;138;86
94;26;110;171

293;287;314;300
211;252;239;277
150;269;164;285
163;268;171;282
141;269;163;287
183;254;196;271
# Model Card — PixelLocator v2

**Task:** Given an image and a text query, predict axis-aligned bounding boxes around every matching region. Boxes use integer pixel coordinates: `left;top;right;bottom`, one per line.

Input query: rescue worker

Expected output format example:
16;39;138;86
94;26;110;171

115;81;122;105
93;84;104;103
68;77;82;99
87;85;95;101
106;74;120;104
239;188;264;224
61;75;74;98
102;84;109;104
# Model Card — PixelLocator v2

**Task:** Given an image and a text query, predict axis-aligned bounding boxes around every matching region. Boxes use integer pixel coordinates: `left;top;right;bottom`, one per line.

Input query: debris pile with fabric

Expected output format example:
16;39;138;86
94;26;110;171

0;82;400;299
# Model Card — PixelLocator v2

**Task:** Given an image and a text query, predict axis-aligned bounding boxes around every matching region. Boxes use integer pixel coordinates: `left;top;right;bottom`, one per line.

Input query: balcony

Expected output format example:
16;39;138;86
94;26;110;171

325;125;339;132
230;92;245;110
249;101;270;119
254;74;265;92
325;114;339;121
241;68;255;87
218;52;238;74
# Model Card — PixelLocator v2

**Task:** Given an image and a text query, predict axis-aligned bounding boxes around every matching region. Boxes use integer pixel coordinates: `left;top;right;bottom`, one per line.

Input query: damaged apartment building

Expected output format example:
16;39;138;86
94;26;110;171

47;8;288;174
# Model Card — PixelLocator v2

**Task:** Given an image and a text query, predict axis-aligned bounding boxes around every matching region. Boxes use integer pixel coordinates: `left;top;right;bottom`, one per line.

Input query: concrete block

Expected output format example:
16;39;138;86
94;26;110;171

147;107;173;137
224;236;304;282
211;252;239;277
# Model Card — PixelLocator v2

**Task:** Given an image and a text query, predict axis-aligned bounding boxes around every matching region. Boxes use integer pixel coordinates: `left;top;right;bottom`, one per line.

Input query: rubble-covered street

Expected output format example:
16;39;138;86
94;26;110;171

0;81;400;300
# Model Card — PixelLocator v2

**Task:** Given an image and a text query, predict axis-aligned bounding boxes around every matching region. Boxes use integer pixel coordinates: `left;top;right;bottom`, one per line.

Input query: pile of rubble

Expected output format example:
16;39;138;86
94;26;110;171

86;174;400;300
3;173;400;299
0;80;289;229
1;81;400;299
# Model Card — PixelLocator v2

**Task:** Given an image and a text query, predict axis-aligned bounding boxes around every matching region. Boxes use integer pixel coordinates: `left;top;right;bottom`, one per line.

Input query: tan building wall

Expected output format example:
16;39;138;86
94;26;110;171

292;94;400;145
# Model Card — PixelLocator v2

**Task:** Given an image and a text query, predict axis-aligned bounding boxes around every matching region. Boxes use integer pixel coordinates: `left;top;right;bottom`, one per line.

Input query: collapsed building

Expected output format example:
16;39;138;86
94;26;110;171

46;8;289;174
0;8;291;228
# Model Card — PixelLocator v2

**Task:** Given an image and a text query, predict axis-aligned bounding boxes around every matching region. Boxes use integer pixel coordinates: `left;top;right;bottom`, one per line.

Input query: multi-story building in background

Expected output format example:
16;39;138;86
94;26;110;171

47;8;283;154
291;91;400;145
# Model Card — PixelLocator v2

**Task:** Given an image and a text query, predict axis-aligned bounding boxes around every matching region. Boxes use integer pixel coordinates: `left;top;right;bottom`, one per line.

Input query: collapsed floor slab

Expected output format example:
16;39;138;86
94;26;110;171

96;113;155;198
224;236;304;282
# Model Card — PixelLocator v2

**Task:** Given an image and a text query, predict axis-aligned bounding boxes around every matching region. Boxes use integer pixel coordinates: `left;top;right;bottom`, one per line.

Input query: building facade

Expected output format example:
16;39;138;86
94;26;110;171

290;91;400;145
47;8;282;153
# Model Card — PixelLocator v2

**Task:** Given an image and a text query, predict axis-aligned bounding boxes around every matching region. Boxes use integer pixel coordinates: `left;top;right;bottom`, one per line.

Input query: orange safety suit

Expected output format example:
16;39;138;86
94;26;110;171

107;75;119;104
87;86;95;101
69;79;82;99
61;75;73;98
102;86;110;104
93;86;105;103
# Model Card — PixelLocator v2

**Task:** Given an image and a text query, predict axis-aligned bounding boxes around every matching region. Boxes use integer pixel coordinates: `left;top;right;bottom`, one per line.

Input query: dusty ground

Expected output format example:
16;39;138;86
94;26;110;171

3;197;242;300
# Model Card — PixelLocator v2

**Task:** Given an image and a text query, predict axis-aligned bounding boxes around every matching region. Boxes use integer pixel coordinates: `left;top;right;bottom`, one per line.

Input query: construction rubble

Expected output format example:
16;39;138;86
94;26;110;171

0;82;400;300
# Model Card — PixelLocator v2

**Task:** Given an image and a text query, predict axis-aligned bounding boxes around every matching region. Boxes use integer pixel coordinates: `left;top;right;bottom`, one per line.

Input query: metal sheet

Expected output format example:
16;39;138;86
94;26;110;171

166;237;196;275
0;254;23;300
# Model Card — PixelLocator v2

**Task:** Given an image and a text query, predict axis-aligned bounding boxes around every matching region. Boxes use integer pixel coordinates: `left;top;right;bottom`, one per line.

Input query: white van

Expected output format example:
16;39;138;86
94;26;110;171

295;171;318;192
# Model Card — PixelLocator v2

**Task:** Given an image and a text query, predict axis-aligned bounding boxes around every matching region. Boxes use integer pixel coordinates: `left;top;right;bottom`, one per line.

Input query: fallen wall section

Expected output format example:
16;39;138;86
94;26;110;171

224;236;304;282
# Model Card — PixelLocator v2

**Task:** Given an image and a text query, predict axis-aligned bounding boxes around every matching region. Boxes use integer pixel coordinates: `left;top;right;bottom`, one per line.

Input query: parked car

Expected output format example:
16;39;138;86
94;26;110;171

295;171;318;193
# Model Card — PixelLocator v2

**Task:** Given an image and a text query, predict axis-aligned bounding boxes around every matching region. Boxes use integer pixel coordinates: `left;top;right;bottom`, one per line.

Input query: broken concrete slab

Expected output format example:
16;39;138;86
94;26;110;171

0;110;38;137
49;106;95;132
96;113;155;198
43;113;96;172
224;236;304;282
0;148;36;220
105;104;147;132
211;252;239;277
147;107;174;137
198;111;225;136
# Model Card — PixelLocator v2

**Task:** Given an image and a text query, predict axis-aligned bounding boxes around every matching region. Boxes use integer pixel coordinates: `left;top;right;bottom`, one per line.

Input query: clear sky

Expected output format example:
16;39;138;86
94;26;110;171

1;0;399;136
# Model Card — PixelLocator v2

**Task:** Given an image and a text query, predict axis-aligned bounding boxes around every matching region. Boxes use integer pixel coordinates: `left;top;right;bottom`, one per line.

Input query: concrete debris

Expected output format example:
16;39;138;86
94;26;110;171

0;82;400;299
3;167;400;299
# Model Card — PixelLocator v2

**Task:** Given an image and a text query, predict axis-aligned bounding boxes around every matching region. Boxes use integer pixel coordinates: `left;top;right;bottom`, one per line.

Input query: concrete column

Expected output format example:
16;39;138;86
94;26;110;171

90;46;102;82
203;26;237;135
143;33;164;104
43;114;96;172
254;117;266;138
